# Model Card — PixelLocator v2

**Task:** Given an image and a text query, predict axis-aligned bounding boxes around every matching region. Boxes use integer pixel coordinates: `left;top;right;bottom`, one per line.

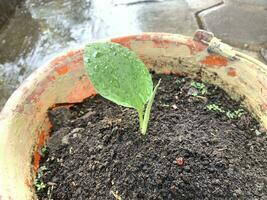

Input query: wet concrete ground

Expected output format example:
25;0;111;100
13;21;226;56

0;0;266;108
0;0;196;107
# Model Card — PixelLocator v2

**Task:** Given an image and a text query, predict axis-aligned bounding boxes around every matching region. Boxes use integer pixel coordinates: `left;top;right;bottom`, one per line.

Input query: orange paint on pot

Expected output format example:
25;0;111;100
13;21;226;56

33;151;41;172
152;39;172;49
37;131;46;147
47;75;56;81
49;103;75;110
227;67;237;77
25;178;32;188
112;41;131;49
67;78;97;103
186;39;207;53
50;50;82;66
33;124;51;172
161;69;172;74
55;66;69;75
136;34;151;41
71;56;83;66
200;55;228;67
111;35;136;49
111;35;135;43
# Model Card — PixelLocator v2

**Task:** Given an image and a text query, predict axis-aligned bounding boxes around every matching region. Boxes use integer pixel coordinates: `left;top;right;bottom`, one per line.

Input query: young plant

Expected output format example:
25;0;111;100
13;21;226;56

207;104;225;113
191;81;207;96
83;42;160;135
226;109;244;119
207;104;245;119
34;181;46;191
34;166;48;191
40;146;47;157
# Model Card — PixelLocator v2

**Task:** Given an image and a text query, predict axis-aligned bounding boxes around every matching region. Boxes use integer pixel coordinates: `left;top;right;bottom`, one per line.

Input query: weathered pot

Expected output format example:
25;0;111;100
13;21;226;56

0;32;266;200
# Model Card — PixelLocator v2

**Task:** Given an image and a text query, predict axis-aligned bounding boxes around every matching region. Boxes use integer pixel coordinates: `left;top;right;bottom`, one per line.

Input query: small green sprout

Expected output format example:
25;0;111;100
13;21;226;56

175;79;181;85
39;166;48;172
207;104;245;119
191;81;207;95
226;109;244;119
40;146;47;157
255;130;262;136
207;104;225;113
34;165;48;191
35;181;46;191
175;78;185;85
191;92;198;97
84;42;160;135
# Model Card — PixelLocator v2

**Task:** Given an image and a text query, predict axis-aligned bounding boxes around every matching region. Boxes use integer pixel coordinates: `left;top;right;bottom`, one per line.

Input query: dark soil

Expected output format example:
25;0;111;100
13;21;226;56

36;74;267;200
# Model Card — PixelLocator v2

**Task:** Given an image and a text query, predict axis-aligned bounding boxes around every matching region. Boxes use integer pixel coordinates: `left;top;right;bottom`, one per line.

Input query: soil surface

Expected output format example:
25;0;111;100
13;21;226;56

36;74;267;200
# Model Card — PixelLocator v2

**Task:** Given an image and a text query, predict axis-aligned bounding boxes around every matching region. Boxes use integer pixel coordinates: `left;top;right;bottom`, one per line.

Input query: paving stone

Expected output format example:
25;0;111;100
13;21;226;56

185;0;222;10
226;0;267;7
131;0;198;35
113;0;162;6
95;0;199;36
198;4;267;50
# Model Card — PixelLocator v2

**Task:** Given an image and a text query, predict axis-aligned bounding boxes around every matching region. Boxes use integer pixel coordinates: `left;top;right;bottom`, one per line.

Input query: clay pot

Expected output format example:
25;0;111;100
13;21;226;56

0;32;266;200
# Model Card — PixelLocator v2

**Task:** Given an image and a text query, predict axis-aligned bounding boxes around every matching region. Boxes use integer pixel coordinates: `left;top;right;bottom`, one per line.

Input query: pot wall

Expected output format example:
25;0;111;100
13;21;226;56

0;32;266;200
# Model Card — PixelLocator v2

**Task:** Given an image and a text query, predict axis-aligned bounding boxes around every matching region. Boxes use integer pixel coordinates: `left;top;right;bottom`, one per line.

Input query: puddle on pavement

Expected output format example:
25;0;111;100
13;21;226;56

0;0;196;108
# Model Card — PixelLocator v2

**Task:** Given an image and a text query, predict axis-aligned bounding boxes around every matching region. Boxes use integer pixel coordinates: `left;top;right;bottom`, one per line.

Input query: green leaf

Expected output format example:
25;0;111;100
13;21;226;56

84;42;153;111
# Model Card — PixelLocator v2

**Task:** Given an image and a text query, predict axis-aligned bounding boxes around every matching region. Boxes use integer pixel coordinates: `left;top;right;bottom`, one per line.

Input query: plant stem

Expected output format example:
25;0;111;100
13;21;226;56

141;79;161;135
137;108;144;132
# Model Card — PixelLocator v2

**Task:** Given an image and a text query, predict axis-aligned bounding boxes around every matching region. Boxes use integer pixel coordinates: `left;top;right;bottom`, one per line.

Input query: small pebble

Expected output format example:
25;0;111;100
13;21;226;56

61;135;69;144
172;105;178;109
71;128;84;134
175;157;184;166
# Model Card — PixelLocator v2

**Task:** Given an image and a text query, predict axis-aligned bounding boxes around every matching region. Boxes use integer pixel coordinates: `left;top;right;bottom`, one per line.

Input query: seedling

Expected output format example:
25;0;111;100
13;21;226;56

226;109;244;119
207;104;225;113
34;165;48;191
35;181;46;191
191;92;198;97
175;79;181;85
40;146;47;157
175;78;185;85
191;81;207;96
256;129;267;136
207;104;245;119
84;42;160;135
